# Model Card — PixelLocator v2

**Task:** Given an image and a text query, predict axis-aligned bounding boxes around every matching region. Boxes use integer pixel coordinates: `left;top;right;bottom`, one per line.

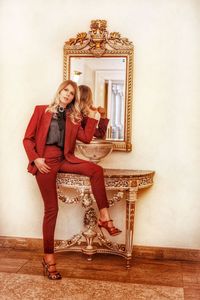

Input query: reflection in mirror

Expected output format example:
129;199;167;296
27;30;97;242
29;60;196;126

70;57;126;140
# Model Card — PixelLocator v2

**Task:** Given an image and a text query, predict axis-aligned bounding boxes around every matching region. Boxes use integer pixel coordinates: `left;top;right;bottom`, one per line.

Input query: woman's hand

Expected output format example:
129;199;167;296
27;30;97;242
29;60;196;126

97;106;106;118
87;106;98;119
34;158;51;174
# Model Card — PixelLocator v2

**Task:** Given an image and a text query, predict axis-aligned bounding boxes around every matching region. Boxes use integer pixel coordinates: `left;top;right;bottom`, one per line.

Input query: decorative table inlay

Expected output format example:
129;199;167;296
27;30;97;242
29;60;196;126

55;169;155;268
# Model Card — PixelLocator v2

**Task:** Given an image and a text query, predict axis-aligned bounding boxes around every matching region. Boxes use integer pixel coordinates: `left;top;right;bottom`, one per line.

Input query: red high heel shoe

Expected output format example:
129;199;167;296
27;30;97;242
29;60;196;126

42;258;62;280
98;219;122;236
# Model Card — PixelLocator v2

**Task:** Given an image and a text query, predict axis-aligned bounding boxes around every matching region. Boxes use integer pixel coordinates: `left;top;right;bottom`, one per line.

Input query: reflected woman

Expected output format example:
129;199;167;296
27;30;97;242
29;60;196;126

23;80;121;280
79;85;109;139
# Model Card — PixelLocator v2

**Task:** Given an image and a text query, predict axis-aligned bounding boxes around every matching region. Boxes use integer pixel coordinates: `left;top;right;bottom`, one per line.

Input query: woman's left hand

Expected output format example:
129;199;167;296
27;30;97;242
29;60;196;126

97;106;106;118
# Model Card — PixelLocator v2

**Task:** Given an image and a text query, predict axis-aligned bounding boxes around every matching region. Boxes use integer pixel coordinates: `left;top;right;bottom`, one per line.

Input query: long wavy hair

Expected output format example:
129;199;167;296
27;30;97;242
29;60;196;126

46;80;81;124
79;85;93;117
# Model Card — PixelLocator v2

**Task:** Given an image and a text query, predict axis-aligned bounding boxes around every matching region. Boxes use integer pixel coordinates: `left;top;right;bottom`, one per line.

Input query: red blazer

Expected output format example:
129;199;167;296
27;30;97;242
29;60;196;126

23;105;98;175
81;117;109;139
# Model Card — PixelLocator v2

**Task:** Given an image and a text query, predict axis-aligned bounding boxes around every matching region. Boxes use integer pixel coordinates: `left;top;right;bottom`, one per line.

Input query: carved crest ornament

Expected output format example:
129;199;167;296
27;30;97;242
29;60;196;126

65;19;133;57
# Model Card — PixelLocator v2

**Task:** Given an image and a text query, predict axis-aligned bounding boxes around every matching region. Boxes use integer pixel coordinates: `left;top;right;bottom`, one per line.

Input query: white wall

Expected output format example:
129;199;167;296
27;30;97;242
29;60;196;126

0;0;200;249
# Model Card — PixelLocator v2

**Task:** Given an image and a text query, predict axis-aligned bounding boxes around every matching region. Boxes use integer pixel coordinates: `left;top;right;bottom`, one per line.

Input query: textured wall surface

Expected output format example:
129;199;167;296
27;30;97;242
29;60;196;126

0;0;200;249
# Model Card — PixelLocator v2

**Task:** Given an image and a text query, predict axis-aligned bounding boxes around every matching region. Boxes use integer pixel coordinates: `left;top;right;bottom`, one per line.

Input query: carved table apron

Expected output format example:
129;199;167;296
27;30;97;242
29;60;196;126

55;169;155;268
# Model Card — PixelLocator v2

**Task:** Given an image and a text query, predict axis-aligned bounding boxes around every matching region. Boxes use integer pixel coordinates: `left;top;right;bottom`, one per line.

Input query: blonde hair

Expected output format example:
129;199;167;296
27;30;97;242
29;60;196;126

46;80;81;124
79;85;93;117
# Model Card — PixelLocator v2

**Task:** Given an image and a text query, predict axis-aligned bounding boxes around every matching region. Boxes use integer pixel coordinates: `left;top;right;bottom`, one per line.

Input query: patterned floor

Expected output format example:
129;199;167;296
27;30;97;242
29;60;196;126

0;272;184;300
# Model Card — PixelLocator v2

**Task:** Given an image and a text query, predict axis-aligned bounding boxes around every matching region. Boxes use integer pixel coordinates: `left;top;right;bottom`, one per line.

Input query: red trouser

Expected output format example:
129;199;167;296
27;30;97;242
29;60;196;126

36;145;109;254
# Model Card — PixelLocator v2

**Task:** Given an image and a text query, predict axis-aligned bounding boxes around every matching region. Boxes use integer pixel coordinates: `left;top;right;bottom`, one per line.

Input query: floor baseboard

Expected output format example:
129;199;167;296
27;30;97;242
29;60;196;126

0;236;199;262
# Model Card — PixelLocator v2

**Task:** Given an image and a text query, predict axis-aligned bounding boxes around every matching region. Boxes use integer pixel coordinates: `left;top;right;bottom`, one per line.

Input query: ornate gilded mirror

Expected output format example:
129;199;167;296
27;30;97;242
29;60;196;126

63;20;133;151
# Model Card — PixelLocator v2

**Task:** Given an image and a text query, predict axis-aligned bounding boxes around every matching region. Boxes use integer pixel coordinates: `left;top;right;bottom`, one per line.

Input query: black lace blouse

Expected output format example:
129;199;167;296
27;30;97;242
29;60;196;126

46;107;66;148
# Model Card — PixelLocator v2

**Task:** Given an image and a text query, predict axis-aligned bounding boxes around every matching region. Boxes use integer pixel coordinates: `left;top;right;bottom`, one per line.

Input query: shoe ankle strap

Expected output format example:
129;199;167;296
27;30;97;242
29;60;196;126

48;263;56;267
43;258;57;267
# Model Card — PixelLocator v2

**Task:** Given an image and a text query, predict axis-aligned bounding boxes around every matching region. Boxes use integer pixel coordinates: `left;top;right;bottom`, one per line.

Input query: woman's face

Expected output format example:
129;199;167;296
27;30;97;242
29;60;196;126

59;84;75;108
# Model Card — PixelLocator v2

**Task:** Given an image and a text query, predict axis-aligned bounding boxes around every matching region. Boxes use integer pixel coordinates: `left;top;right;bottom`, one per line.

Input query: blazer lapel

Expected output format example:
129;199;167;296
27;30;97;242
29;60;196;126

37;111;52;155
64;116;73;156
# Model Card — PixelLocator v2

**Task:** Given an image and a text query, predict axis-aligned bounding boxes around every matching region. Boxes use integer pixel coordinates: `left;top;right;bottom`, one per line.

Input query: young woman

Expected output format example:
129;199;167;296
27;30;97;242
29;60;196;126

79;85;109;139
23;80;121;280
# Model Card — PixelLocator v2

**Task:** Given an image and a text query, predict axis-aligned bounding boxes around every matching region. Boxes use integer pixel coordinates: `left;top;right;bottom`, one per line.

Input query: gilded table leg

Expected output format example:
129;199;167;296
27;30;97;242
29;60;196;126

81;190;98;259
125;185;138;268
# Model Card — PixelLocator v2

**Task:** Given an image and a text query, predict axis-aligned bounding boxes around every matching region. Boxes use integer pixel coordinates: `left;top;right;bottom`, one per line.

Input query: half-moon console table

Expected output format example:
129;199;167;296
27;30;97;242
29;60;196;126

55;169;155;268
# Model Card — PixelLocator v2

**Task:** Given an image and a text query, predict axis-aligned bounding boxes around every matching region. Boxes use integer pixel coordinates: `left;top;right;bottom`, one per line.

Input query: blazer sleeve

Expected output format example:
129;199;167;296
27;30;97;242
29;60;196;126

94;117;109;138
77;117;98;143
23;106;40;163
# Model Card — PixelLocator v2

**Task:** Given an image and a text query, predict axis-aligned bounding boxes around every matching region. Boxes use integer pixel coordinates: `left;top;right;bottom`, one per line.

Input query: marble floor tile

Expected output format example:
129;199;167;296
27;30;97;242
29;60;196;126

8;252;183;286
56;252;126;268
127;259;183;287
184;288;200;300
6;249;42;260
70;268;131;283
0;258;28;273
17;259;75;278
181;261;200;289
0;249;10;258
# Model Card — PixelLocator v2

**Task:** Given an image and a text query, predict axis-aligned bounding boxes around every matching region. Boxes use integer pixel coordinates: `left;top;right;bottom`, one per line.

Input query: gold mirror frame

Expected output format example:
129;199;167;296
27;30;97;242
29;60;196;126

63;20;134;152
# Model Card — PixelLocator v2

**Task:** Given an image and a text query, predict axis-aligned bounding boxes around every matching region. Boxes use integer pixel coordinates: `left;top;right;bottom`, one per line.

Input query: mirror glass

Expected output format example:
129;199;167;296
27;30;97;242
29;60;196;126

70;57;126;141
